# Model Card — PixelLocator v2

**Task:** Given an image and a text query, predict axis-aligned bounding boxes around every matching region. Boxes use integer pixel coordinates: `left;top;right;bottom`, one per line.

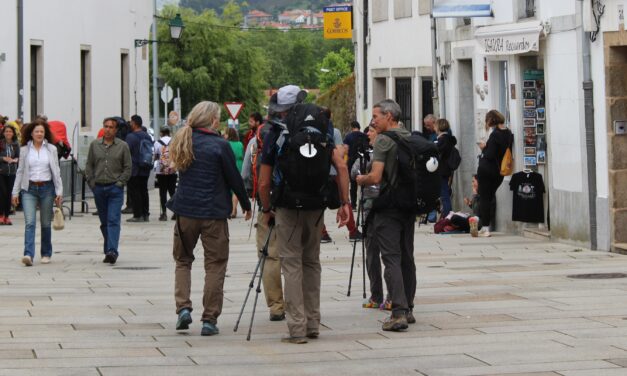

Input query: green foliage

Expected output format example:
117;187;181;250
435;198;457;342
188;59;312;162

157;6;268;125
316;47;354;92
315;74;356;135
181;0;337;15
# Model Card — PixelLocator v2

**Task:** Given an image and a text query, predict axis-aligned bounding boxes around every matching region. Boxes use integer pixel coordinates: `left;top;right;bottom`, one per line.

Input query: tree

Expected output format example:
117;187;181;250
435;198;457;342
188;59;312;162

316;47;354;92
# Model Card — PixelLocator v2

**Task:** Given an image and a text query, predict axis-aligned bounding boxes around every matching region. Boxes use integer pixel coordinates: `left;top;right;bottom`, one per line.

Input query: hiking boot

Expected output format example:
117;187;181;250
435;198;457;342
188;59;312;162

22;256;33;267
281;336;308;344
320;233;332;244
349;230;363;242
469;216;479;237
269;312;286;321
201;321;219;336
362;299;381;309
379;299;392;311
306;330;319;339
121;207;133;214
407;310;416;324
159;213;167;221
176;308;192;330
382;314;408;332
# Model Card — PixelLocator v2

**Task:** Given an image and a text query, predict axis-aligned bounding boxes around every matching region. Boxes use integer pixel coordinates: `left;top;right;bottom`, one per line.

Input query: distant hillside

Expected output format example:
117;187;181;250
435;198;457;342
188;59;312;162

179;0;340;15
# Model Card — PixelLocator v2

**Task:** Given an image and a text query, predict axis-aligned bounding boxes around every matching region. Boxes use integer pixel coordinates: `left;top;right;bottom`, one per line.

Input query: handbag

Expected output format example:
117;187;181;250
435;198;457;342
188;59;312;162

53;206;65;231
500;133;514;176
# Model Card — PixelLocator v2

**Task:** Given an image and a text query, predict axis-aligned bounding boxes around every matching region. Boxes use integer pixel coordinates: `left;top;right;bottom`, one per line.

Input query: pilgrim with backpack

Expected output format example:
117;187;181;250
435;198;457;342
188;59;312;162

154;127;177;221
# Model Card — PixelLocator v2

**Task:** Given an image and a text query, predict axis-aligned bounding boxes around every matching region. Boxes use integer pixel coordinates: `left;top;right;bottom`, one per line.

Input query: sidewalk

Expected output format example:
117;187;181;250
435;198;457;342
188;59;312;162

2;190;627;375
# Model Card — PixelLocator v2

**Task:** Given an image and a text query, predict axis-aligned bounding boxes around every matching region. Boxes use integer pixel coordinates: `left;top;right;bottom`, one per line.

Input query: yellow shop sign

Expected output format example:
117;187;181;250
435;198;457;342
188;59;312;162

324;6;352;39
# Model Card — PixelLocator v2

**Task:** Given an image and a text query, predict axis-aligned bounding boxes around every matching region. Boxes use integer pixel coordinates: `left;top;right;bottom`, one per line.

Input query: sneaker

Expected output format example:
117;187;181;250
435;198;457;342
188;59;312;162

362;299;380;309
306;330;319;339
22;256;33;267
41;256;51;264
126;217;144;223
478;228;491;237
121;207;133;214
349;230;363;242
281;336;308;344
382;314;408;332
407;310;416;324
159;213;167;221
379;300;392;311
320;233;332;244
201;321;219;336
103;252;117;265
469;216;479;238
176;308;192;330
269;312;286;321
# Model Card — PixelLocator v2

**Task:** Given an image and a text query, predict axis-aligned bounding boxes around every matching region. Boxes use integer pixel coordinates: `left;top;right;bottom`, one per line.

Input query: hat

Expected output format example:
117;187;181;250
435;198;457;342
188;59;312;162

268;85;307;113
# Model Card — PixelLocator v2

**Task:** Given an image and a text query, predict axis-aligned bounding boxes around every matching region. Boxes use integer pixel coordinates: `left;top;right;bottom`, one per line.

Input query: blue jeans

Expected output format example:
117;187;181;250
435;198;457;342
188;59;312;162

22;181;55;259
440;176;452;218
93;184;124;255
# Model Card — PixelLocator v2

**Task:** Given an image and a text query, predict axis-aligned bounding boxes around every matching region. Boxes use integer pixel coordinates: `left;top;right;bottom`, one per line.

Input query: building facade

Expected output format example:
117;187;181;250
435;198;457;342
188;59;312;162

0;0;153;139
353;0;627;252
352;0;434;132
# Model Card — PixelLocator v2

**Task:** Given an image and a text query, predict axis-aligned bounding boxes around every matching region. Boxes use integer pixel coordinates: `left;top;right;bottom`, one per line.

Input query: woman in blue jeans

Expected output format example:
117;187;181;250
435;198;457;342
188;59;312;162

11;119;63;266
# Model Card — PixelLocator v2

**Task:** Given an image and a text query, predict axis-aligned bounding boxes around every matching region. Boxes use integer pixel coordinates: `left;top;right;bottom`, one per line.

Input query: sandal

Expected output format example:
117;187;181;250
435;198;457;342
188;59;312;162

379;299;392;311
362;299;381;309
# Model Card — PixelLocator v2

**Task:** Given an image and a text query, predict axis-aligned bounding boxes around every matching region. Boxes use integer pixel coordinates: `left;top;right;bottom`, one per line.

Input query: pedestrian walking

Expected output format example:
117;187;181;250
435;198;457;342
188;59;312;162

168;101;252;337
0;124;20;225
241;122;286;321
125;115;152;222
224;127;244;218
356;99;417;331
258;85;350;344
476;110;513;237
11;119;63;266
154;127;177;221
85;118;132;265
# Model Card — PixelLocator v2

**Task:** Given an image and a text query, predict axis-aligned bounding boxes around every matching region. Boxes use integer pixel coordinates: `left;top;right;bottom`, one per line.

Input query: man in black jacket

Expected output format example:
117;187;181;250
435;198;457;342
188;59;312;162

435;118;458;218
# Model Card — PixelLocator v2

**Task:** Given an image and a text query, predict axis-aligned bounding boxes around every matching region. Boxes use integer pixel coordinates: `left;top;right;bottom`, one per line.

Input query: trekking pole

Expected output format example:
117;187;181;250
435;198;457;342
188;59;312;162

234;221;274;334
247;242;268;341
247;199;256;240
358;153;368;299
347;153;365;297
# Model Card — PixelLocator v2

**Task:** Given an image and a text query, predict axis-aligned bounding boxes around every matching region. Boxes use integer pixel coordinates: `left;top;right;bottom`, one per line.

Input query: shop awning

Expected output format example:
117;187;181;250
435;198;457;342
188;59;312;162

432;0;492;18
475;20;544;55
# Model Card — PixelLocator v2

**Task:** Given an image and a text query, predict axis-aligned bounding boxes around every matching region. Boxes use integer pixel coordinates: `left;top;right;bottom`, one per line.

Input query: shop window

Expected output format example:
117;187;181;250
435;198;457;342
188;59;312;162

373;77;387;105
395;78;412;130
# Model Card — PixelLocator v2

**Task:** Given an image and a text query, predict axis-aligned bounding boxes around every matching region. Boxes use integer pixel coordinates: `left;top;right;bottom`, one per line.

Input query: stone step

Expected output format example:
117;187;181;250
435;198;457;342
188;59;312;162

523;227;551;241
612;242;627;254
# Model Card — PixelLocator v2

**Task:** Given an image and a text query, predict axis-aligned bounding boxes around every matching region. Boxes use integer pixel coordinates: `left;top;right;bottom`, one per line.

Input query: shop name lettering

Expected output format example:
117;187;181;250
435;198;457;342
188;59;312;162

326;27;349;34
483;37;537;53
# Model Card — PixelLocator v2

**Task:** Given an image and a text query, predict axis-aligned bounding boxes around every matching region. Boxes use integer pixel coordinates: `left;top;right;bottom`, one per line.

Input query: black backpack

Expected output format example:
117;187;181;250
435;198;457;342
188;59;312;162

347;132;370;172
373;131;440;214
271;103;338;210
448;146;462;171
138;137;154;168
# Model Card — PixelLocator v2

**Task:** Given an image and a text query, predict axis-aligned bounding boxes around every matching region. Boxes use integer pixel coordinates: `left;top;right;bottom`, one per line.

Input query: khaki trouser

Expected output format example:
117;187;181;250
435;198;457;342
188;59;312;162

256;212;284;316
173;216;229;324
275;208;324;337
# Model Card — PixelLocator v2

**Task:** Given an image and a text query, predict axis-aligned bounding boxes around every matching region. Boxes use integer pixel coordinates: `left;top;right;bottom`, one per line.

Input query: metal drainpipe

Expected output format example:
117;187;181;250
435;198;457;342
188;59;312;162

17;0;24;120
152;0;159;136
431;16;440;119
363;0;368;110
580;0;598;250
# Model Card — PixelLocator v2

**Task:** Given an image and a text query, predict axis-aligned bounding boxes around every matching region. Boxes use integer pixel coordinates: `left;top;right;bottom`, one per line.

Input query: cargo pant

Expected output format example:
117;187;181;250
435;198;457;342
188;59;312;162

275;208;324;338
256;211;284;316
173;216;229;324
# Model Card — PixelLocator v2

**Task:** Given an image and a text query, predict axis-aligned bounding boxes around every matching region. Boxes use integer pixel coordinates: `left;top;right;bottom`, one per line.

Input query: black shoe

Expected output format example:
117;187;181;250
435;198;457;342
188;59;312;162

269;312;286;321
103;252;117;264
176;309;192;330
121;207;133;214
201;321;219;336
407;310;416;324
159;214;167;221
320;233;332;244
349;230;363;242
126;217;144;223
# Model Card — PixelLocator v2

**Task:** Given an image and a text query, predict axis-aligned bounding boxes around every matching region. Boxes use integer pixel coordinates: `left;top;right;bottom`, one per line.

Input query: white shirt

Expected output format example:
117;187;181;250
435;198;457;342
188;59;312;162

27;140;52;182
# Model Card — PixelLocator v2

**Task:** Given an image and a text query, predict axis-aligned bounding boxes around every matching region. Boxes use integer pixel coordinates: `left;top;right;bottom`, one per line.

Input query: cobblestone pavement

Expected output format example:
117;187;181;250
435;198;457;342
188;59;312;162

2;191;627;375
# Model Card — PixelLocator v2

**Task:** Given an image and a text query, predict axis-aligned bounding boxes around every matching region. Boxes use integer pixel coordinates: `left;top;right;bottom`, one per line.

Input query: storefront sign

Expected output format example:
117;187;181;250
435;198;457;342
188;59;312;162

323;6;352;40
432;0;491;18
475;21;543;56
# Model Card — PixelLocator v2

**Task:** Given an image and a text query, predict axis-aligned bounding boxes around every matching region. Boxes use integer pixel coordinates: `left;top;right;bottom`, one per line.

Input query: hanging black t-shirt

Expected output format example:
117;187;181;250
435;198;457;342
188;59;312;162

509;171;545;223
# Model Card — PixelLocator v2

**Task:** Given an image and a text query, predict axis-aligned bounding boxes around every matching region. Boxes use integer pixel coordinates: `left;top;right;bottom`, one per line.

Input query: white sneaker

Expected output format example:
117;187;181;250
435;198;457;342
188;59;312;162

22;256;33;266
469;217;479;237
478;228;491;237
41;256;51;264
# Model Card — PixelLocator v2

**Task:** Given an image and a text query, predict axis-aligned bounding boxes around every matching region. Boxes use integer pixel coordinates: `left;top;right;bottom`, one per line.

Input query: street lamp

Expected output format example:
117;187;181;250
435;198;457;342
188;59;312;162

134;13;185;47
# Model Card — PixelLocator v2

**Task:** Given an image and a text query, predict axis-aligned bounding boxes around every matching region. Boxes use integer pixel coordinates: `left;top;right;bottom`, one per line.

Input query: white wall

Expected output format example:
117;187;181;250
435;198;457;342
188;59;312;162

0;1;19;120
2;0;152;138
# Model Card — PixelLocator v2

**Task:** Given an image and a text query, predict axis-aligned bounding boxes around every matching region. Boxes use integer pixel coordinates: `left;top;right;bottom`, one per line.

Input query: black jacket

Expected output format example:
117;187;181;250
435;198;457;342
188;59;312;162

478;127;513;178
436;133;458;177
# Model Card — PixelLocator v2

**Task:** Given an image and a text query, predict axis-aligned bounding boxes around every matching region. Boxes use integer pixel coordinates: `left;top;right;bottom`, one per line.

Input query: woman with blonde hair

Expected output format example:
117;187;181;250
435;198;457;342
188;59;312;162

12;119;63;266
167;101;252;336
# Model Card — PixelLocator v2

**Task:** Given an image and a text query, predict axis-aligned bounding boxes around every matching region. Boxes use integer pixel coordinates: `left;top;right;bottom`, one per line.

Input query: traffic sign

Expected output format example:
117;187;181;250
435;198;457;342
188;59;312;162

224;102;244;120
161;85;173;103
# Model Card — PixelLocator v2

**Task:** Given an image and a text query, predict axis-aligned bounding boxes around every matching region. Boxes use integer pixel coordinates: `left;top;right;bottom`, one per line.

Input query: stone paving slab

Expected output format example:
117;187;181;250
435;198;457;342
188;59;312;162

2;190;627;375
